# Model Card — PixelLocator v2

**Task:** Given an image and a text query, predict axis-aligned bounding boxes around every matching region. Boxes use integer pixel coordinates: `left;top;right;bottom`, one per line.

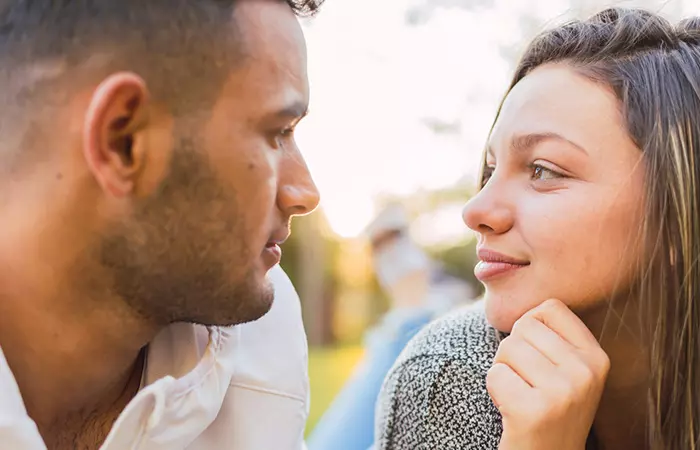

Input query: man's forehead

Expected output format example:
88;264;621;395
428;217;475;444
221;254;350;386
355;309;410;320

212;62;308;128
220;1;309;110
233;0;306;59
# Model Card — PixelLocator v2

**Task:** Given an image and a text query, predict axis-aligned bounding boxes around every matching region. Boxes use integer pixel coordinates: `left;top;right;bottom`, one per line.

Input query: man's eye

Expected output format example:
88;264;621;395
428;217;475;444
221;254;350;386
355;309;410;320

273;127;295;147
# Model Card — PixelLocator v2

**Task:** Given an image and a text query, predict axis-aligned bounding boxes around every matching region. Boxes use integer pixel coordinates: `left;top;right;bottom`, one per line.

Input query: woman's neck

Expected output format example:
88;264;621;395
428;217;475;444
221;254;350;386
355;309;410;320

580;302;649;450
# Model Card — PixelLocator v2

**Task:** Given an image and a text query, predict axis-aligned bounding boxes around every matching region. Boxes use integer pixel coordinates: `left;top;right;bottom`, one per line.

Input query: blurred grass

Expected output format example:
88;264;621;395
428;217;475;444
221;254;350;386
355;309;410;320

306;345;364;437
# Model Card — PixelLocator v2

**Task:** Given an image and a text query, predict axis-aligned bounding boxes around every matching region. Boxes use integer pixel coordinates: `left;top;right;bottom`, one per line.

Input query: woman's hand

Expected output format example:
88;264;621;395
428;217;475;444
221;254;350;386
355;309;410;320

487;299;610;450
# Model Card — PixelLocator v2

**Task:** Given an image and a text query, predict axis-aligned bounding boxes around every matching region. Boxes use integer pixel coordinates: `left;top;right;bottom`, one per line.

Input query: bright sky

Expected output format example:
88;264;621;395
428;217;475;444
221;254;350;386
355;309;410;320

297;0;700;239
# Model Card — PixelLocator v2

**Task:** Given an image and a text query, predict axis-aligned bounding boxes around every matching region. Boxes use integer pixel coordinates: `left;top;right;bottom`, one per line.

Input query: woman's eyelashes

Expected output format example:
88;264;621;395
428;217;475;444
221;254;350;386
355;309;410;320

529;162;565;181
481;163;495;187
480;160;567;187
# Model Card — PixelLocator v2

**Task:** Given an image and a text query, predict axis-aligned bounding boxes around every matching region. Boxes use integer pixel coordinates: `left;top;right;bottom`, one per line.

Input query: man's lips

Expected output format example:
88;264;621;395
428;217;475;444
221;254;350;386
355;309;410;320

262;241;282;267
261;229;289;267
266;229;290;248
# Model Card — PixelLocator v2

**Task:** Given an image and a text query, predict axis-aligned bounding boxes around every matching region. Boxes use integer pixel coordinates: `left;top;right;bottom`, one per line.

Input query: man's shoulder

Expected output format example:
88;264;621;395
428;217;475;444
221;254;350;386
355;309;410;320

215;265;308;398
192;266;308;449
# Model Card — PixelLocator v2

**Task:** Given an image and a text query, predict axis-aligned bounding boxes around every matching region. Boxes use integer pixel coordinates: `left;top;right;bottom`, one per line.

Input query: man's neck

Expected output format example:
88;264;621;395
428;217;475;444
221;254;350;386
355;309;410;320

0;290;156;445
43;349;146;450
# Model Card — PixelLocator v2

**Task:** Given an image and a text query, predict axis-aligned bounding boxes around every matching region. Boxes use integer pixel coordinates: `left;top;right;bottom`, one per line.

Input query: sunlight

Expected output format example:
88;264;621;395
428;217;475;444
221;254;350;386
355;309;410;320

299;0;700;239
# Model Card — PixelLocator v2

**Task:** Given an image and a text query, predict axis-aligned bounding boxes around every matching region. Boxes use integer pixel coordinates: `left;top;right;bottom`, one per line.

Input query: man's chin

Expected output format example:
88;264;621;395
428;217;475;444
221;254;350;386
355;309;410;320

234;285;275;326
186;278;275;327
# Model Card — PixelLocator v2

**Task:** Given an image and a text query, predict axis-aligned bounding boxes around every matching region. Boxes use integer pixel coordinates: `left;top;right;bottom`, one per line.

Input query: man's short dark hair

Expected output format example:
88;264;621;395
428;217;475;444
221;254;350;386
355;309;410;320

0;0;324;116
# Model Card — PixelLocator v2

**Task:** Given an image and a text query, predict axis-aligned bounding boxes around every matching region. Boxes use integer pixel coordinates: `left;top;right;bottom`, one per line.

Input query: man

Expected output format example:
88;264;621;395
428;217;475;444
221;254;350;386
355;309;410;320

0;0;322;448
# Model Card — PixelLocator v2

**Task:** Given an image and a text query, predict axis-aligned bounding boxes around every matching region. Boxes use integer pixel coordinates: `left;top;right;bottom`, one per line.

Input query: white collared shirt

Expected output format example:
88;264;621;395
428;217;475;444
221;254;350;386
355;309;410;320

0;265;310;450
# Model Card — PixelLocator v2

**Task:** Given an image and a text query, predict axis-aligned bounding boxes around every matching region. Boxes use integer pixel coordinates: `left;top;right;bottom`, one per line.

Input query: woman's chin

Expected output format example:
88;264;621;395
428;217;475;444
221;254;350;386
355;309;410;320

483;291;535;334
485;310;516;334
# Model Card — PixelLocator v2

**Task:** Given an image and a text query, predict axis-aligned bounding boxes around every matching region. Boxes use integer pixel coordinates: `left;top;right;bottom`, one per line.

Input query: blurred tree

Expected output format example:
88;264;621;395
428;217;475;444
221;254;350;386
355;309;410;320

375;186;483;296
406;0;684;90
427;237;483;296
406;0;684;51
281;211;341;346
376;183;475;219
406;0;494;26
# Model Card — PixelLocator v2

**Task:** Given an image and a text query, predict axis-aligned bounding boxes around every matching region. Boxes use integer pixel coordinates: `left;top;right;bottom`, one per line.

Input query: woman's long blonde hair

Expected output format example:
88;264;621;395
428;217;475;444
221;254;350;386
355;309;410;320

480;8;700;449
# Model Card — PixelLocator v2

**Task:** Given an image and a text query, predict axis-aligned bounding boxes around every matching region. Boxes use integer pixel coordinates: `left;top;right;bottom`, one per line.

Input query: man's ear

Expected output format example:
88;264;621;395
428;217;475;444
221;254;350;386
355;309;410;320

83;72;150;197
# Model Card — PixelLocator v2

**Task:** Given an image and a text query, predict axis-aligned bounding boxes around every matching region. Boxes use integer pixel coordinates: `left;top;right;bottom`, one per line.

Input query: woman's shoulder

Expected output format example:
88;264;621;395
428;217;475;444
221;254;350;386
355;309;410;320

393;301;501;373
375;302;503;449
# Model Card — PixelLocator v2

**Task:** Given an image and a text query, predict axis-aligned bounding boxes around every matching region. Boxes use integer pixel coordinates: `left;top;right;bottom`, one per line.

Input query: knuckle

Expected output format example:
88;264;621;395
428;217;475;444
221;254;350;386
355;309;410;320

594;349;611;375
528;298;564;318
575;359;596;381
583;348;610;380
486;365;506;392
567;359;609;398
541;298;564;310
496;335;518;357
486;363;503;383
510;316;534;337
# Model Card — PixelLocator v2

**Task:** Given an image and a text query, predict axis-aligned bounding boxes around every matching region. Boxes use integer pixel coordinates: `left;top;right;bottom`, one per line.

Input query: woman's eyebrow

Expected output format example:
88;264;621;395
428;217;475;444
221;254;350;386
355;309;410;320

487;132;588;157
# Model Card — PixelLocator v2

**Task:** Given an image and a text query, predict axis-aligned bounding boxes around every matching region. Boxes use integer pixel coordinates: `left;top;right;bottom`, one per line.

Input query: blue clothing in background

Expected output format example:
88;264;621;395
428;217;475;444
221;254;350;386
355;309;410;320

306;308;434;450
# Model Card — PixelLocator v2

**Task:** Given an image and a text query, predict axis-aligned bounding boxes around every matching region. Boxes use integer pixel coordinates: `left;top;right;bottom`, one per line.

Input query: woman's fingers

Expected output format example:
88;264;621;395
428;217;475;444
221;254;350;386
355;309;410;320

511;314;577;366
524;299;598;350
493;334;559;388
486;362;532;411
493;298;611;450
523;299;610;377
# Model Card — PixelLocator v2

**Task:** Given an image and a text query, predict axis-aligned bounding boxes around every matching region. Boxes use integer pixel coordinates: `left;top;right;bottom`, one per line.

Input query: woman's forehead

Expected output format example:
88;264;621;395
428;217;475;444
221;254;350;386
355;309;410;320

488;64;631;160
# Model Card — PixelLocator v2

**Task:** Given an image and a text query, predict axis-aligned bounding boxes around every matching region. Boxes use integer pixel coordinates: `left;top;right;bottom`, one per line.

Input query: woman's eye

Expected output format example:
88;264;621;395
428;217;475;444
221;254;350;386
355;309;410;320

481;165;495;187
530;163;562;181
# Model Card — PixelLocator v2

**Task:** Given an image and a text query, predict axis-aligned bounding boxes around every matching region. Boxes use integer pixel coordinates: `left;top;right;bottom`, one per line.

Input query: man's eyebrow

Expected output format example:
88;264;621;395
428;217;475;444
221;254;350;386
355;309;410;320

486;132;588;157
274;101;309;120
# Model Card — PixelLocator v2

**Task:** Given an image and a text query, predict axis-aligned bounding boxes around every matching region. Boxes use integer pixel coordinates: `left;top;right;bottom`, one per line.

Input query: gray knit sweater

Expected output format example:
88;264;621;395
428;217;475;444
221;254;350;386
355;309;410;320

375;305;504;449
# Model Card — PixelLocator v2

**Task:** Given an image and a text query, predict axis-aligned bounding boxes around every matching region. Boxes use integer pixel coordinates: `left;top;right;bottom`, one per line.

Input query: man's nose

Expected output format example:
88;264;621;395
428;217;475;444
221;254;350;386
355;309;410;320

277;152;321;217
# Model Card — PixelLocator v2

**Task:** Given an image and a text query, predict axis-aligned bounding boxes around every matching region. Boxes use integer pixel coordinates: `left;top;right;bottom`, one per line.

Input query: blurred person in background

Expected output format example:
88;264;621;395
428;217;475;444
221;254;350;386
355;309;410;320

376;8;700;450
308;203;477;450
0;0;323;449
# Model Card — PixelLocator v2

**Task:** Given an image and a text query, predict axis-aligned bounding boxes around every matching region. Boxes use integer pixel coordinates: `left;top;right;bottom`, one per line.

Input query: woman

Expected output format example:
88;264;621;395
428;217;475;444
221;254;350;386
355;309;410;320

375;8;700;450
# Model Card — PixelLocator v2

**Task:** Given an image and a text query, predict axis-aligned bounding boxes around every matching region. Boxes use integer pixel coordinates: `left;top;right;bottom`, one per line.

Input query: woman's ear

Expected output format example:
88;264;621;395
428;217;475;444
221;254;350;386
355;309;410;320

83;71;150;197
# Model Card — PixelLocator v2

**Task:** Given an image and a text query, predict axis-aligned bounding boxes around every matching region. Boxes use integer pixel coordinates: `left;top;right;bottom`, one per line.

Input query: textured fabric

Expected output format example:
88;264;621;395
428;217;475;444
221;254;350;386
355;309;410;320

375;305;504;450
0;346;47;449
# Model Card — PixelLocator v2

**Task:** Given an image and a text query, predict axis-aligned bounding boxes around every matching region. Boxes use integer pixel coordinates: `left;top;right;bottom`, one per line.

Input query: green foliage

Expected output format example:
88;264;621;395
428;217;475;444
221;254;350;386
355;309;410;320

280;213;341;295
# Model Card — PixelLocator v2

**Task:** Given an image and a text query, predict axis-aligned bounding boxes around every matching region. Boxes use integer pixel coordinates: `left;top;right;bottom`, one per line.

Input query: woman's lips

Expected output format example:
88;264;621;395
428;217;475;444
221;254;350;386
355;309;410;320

475;248;530;282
